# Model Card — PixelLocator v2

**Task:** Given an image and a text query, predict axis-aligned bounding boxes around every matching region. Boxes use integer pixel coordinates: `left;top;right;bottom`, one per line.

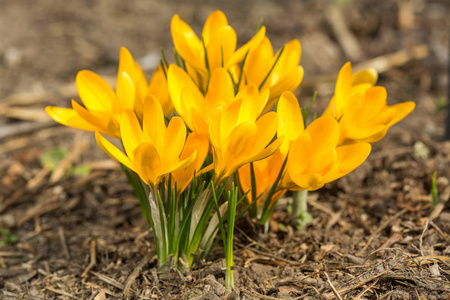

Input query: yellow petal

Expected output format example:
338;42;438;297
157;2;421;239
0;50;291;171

387;101;415;127
334;62;352;117
239;137;284;167
163;116;187;166
290;173;325;191
76;70;116;111
243;37;273;87
268;65;304;105
45;106;98;132
225;122;258;165
306;116;339;154
322;143;371;183
71;100;112;136
171;14;204;69
167;65;204;129
143;95;165;147
236;84;260;123
270;39;301;86
206;26;237;70
95;131;135;171
147;64;173;115
277;91;304;154
219;99;242;144
352;68;378;86
133;142;162;186
288;132;312;174
254;112;279;152
227;26;266;68
116;71;135;112
202;10;228;45
164;150;197;176
172;132;209;193
204;68;235;113
120;109;144;161
116;47;137;111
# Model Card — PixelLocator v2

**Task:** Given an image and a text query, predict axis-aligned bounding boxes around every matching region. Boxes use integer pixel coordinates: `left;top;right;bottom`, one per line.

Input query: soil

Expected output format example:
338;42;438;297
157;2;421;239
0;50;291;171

1;0;449;299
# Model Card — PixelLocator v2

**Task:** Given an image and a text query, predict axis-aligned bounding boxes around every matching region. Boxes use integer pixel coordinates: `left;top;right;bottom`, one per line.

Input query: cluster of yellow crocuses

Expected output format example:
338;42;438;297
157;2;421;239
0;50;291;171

46;10;414;221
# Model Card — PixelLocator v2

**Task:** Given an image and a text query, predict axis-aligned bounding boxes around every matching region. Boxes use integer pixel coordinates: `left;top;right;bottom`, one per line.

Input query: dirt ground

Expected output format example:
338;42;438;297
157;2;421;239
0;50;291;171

1;0;449;299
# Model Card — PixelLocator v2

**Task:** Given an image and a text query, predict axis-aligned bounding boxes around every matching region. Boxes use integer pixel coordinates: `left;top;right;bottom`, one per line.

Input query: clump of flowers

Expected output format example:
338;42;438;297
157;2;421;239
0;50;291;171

46;10;415;290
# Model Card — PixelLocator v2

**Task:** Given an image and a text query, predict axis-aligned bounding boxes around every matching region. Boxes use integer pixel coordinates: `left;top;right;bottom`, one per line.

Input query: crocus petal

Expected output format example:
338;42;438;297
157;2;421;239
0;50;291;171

163;116;187;166
116;47;137;111
224;122;258;171
172;132;209;193
133;142;162;186
387;101;416;127
204;68;235;110
243;37;274;87
120;109;144;161
116;71;135;112
45;106;98;132
253;112;279;152
239;137;284;167
147;64;173;115
206;26;237;70
167;65;204;129
352;68;378;86
290;173;325;191
334;62;352;118
306;117;339;153
227;26;266;68
71;100;112;135
268;65;304;105
171;15;204;69
202;10;228;45
143;95;165;147
270;39;301;86
277;91;304;154
164;150;197;175
76;70;116;111
322;142;371;183
95;131;135;172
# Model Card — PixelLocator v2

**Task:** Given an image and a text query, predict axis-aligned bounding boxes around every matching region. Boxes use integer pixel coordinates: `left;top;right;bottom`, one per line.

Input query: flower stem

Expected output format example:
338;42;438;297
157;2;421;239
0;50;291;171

290;190;312;230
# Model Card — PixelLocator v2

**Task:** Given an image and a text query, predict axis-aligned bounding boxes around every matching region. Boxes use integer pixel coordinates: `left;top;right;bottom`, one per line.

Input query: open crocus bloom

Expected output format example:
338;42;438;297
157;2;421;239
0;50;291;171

168;65;270;137
171;10;266;93
322;62;415;145
277;91;371;191
46;47;147;138
209;90;282;184
95;96;197;188
230;38;304;112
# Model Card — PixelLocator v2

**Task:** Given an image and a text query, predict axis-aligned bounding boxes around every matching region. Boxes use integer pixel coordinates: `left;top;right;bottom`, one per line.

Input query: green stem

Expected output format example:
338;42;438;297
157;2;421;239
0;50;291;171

290;190;312;230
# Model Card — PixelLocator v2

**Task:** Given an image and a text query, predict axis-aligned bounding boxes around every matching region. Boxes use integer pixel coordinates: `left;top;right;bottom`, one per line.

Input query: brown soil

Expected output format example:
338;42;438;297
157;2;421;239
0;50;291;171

1;0;449;299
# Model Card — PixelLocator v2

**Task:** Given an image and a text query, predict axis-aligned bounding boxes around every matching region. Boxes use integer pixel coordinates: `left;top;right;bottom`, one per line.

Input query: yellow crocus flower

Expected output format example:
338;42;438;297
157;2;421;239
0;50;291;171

171;10;266;92
209;94;282;184
168;65;270;136
231;38;304;112
278;91;371;191
46;47;147;138
95;96;196;188
323;62;415;145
